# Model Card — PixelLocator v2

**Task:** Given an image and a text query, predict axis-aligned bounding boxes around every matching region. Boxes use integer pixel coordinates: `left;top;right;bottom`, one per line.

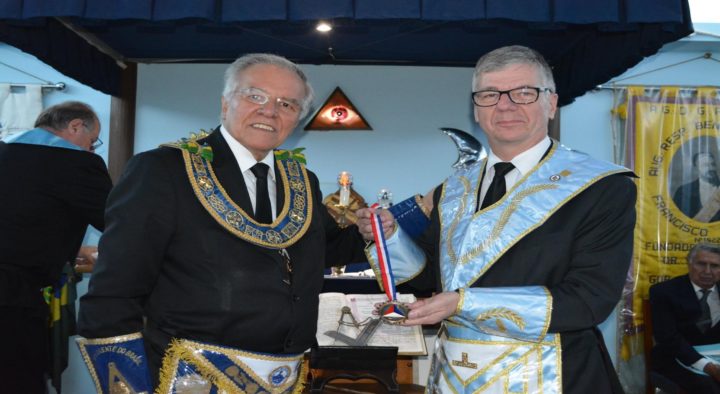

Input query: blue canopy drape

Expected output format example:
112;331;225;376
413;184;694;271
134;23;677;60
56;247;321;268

0;0;693;105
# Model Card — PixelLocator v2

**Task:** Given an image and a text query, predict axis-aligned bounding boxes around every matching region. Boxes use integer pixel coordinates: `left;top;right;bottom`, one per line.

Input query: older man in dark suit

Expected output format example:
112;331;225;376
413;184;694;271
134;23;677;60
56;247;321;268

77;54;367;393
0;101;112;393
650;242;720;394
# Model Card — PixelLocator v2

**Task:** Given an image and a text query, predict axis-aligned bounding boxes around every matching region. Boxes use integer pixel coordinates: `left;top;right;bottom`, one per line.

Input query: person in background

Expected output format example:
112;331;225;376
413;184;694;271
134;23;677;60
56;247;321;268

77;53;366;393
650;242;720;393
357;45;636;393
0;101;111;393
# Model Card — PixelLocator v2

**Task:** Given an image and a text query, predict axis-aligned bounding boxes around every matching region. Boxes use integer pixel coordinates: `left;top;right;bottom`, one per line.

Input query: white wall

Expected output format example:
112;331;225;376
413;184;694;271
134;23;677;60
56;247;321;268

0;44;112;157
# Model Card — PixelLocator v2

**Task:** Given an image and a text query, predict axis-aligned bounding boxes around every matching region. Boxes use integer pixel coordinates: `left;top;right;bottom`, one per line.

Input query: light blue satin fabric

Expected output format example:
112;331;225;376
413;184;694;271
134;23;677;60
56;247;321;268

4;127;83;151
439;142;629;292
428;323;562;394
453;286;551;342
364;226;426;290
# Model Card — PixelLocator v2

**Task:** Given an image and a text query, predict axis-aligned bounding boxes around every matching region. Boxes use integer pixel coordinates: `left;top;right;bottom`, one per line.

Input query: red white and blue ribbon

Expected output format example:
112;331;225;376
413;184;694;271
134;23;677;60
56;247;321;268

370;203;405;318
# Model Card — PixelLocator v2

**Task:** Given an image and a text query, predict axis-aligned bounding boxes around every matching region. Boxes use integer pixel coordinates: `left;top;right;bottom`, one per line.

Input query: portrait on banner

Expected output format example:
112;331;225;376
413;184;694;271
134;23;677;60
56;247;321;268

669;136;720;223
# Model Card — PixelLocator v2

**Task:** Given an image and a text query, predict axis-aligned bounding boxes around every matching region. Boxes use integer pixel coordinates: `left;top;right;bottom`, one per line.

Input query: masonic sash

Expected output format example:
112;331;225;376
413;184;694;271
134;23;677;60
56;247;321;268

439;142;629;290
430;142;629;393
167;143;313;249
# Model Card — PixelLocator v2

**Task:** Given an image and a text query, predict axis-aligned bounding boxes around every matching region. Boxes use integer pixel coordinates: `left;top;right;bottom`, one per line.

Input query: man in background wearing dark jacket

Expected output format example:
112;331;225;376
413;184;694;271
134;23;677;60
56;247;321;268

0;101;112;393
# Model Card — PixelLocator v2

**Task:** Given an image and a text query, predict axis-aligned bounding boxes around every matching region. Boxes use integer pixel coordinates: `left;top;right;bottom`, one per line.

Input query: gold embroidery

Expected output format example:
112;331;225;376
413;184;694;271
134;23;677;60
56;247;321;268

451;352;478;369
445;176;471;265
289;210;304;224
289;179;305;191
208;195;226;213
475;307;526;331
226;211;244;229
496;319;506;333
197;175;213;193
108;362;142;394
157;339;303;394
76;333;150;394
456;184;558;266
266;230;282;244
179;148;313;249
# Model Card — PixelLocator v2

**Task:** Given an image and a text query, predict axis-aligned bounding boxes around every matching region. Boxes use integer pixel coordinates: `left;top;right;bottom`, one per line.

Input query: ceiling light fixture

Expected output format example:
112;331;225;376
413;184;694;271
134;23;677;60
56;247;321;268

316;21;332;33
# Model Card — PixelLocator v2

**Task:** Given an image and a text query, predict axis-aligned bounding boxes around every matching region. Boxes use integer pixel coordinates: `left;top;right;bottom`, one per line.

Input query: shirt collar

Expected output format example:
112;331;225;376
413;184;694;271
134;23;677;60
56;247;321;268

486;136;551;175
219;125;276;181
691;281;715;296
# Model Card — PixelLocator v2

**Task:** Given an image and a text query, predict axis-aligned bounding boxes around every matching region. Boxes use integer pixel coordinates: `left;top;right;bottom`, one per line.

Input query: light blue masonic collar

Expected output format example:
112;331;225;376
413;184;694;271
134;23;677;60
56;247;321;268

4;128;83;151
439;142;628;290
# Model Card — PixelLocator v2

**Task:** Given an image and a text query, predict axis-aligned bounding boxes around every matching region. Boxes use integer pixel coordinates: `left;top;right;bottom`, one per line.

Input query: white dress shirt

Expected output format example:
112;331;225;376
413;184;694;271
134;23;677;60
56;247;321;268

219;126;277;220
479;136;552;204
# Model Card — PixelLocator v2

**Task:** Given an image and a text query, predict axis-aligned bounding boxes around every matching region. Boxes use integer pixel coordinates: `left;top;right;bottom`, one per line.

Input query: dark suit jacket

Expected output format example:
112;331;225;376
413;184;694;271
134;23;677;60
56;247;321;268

649;274;720;369
78;131;366;380
673;179;720;222
411;171;636;394
0;141;111;308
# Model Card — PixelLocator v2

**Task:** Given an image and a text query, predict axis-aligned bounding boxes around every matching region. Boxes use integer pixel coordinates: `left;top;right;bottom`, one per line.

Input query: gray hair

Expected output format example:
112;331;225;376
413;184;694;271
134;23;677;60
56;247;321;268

222;53;315;118
687;242;720;263
34;101;98;131
472;45;556;93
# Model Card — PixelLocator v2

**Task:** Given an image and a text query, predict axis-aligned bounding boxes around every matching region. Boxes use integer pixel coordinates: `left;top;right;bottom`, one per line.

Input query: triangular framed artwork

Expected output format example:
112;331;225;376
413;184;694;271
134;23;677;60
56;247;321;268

304;87;372;131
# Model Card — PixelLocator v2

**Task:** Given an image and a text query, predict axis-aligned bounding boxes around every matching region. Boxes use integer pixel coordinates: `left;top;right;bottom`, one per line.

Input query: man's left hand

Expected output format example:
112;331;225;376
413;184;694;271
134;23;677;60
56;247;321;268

74;245;99;274
403;291;460;326
355;207;396;241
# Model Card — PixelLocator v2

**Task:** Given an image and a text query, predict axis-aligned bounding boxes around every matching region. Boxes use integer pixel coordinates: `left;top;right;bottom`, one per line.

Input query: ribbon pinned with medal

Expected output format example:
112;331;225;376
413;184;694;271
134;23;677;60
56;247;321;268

370;189;410;324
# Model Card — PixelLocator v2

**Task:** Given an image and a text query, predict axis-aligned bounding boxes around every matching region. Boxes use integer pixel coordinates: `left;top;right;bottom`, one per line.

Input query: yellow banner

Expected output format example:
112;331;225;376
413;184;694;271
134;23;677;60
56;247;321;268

631;86;720;327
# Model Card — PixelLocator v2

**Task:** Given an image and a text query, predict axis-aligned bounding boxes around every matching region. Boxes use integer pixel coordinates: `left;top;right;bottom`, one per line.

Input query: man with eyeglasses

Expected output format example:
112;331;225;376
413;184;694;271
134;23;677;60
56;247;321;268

650;242;720;393
77;53;367;392
0;101;112;393
357;45;636;393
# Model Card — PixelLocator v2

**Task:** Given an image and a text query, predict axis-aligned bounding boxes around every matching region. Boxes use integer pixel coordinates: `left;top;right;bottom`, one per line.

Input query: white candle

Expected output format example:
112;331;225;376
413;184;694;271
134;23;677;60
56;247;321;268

337;171;352;206
339;186;350;206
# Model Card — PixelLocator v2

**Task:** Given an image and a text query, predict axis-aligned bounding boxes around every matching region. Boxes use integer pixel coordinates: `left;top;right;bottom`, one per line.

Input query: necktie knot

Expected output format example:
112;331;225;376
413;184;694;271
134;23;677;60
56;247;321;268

250;163;270;179
494;162;515;177
480;162;515;210
701;288;712;301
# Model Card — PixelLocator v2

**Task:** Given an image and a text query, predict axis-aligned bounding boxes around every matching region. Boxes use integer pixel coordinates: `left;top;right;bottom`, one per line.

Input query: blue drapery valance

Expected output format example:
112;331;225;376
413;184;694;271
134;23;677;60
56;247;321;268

1;0;687;23
0;0;693;105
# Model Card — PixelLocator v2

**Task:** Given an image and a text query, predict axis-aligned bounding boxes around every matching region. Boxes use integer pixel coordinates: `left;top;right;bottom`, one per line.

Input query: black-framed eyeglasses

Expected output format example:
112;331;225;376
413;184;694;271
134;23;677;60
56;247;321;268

81;122;103;151
91;137;103;150
472;86;553;107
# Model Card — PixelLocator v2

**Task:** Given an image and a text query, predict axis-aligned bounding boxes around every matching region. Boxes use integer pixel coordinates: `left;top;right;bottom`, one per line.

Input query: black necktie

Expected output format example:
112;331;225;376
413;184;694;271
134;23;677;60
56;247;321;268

250;163;272;224
698;288;713;333
480;162;515;209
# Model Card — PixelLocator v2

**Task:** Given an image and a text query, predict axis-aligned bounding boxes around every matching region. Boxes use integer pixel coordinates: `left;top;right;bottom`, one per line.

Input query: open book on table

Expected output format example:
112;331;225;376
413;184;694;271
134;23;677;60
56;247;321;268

316;292;427;356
